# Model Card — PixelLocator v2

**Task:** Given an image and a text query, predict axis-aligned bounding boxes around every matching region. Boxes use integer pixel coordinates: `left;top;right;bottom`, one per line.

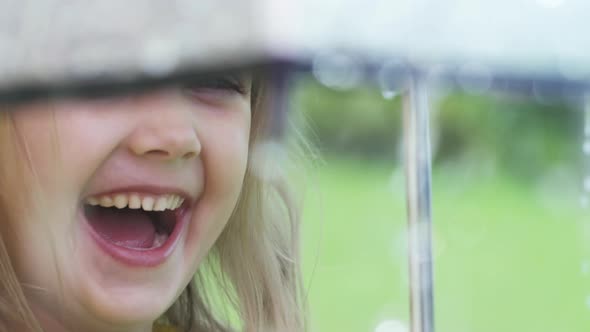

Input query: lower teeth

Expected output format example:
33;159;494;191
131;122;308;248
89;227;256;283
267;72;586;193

152;232;168;248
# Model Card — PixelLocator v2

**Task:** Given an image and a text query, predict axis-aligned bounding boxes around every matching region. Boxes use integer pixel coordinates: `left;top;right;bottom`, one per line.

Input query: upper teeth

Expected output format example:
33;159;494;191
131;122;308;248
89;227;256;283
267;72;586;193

85;194;184;211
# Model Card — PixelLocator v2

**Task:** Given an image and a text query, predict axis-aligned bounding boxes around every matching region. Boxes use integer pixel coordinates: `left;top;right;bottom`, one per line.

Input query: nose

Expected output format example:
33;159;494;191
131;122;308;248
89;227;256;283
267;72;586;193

126;92;201;161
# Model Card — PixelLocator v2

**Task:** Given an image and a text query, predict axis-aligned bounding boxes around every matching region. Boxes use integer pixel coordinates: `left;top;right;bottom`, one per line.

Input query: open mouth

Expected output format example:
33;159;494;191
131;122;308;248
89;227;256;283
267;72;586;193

82;193;189;266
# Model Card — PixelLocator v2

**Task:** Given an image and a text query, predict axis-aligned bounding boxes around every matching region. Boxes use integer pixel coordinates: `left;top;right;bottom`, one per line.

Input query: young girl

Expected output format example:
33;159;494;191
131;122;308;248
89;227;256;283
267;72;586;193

0;72;307;331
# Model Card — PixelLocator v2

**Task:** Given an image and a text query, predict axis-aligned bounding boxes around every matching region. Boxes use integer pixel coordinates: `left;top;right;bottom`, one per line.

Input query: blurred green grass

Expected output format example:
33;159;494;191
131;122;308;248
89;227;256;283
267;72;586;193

302;158;589;332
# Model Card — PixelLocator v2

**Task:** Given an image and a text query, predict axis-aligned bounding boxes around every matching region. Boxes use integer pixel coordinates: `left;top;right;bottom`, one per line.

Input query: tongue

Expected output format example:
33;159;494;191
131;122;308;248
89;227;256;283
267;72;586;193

87;208;156;249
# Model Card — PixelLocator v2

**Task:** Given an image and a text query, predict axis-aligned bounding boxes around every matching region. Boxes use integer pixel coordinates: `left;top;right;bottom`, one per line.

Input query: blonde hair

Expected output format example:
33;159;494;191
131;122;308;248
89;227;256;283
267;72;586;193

0;111;44;332
0;76;308;332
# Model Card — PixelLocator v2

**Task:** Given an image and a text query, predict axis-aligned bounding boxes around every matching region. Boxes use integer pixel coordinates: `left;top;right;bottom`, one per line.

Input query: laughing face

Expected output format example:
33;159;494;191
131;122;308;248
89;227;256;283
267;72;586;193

2;76;252;331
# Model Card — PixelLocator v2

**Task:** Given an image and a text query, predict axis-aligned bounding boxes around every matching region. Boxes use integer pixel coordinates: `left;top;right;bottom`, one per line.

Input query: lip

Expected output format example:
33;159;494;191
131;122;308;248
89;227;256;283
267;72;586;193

80;187;194;268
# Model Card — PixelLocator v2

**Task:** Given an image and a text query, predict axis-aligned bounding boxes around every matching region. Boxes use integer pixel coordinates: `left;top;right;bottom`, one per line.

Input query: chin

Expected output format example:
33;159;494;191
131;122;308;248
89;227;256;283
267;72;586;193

74;273;181;326
68;229;192;327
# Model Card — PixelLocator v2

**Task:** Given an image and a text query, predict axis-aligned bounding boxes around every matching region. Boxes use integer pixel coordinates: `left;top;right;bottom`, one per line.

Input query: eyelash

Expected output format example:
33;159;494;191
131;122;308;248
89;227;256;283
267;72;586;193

182;76;247;95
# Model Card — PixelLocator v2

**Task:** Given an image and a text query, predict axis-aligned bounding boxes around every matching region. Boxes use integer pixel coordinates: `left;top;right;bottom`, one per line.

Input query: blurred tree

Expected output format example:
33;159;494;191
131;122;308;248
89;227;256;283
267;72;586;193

295;78;581;182
293;78;402;161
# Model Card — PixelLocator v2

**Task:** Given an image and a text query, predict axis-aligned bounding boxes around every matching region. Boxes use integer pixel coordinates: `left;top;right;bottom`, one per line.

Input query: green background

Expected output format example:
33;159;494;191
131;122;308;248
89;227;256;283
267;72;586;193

297;79;590;332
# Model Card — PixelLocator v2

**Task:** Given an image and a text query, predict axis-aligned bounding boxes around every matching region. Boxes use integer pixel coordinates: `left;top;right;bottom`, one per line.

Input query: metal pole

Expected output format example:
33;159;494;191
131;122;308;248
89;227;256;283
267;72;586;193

402;71;435;332
581;92;590;208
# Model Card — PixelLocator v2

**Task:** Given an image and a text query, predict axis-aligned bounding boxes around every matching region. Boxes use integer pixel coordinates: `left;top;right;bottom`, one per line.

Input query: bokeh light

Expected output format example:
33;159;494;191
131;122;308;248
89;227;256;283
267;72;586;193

140;37;180;76
374;319;408;332
312;51;363;90
249;140;287;183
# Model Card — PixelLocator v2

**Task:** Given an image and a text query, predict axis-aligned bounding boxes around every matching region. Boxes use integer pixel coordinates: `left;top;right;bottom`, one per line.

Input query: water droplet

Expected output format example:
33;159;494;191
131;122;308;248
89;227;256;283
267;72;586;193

580;195;589;209
584;176;590;192
388;169;403;195
583;140;590;155
140;38;179;77
581;260;590;276
382;90;397;100
585;295;590;310
390;231;407;261
312;52;363;90
375;320;408;332
377;59;408;99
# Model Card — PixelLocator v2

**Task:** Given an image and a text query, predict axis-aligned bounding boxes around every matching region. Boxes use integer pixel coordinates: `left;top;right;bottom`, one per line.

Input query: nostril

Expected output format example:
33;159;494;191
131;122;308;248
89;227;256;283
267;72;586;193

145;149;171;158
182;151;197;160
142;149;197;160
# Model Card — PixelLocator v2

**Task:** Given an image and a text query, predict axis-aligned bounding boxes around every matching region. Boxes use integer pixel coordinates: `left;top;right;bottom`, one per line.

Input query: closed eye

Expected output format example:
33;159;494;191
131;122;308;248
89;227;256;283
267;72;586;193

181;74;248;95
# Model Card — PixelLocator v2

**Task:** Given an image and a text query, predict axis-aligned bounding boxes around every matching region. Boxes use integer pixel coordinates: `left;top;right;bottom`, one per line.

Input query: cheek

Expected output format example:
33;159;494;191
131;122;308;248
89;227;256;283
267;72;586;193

199;109;251;198
7;106;124;284
185;112;251;254
207;132;249;195
11;109;61;189
11;104;125;195
52;107;129;193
